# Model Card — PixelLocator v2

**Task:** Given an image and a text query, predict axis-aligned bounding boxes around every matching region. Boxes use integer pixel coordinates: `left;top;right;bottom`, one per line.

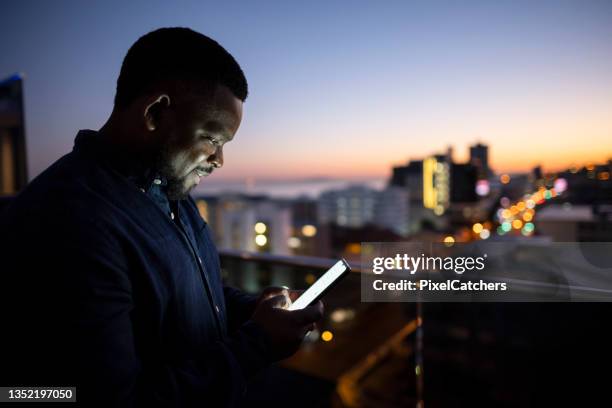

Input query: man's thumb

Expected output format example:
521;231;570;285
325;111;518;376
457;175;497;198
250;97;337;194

263;294;289;309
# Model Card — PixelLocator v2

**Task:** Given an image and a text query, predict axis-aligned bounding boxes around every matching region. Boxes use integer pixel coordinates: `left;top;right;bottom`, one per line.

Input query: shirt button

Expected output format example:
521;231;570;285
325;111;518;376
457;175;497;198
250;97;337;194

215;305;220;313
139;188;145;193
153;178;162;185
198;256;202;264
170;212;175;220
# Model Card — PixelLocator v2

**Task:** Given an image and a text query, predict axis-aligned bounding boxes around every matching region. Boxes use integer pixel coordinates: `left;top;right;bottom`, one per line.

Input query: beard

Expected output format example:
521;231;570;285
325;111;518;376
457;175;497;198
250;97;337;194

153;143;195;201
165;172;193;201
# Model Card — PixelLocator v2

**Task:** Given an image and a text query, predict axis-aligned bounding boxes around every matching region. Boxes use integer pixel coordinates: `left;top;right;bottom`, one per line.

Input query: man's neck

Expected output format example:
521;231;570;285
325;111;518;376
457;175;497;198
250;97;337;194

97;114;157;182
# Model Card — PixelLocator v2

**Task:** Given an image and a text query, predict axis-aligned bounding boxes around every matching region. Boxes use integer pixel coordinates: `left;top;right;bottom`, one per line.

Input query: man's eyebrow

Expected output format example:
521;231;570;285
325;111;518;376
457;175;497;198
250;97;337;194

203;120;233;141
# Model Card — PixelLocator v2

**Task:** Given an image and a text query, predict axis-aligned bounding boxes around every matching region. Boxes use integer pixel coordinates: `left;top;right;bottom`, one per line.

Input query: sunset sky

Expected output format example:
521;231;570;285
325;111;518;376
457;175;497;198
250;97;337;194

1;0;611;181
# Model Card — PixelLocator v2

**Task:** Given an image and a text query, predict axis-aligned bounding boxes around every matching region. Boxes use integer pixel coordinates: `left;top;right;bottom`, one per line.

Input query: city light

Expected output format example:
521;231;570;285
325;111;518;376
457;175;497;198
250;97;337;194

554;178;568;193
305;273;316;285
479;229;490;239
330;308;356;323
423;157;437;209
254;234;267;246
288;237;301;248
500;174;511;184
502;222;512;232
434;205;444;216
301;224;317;237
321;330;334;342
472;223;484;234
254;222;267;234
475;180;490;196
512;219;523;230
443;236;455;247
346;243;361;254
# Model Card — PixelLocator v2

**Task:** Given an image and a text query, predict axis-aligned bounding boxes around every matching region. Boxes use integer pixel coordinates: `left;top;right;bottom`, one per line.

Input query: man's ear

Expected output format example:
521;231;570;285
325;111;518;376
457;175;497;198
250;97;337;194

144;94;171;131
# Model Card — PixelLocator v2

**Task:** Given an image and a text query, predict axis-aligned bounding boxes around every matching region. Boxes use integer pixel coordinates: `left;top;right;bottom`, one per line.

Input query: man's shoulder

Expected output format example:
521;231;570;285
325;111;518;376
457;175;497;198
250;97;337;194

4;150;133;231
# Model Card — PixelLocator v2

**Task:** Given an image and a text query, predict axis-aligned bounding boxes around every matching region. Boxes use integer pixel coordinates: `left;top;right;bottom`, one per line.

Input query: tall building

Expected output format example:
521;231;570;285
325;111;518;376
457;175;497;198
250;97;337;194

373;187;410;236
317;185;411;237
0;74;28;195
194;194;292;255
450;163;478;203
390;160;423;202
318;185;378;228
391;155;451;232
469;142;489;179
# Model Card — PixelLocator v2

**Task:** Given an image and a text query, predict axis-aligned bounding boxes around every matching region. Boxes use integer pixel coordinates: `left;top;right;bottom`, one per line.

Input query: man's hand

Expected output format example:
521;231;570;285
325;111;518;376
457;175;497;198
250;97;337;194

251;293;323;361
256;286;304;310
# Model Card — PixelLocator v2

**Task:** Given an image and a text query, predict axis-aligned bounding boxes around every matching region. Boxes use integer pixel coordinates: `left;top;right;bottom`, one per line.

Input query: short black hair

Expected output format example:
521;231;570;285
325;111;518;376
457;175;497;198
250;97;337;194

114;27;248;108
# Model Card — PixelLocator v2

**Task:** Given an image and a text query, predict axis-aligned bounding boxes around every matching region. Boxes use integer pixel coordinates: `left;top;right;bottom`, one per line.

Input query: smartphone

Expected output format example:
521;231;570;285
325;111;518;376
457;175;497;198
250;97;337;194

288;259;351;311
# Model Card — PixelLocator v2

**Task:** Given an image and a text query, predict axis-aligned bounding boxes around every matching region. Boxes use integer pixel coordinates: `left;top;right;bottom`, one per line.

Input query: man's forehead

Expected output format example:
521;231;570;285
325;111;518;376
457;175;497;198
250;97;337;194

185;85;242;129
184;83;241;112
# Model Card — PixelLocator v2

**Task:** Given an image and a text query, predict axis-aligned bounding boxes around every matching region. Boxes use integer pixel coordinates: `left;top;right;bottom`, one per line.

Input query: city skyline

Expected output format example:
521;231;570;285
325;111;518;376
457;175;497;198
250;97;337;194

1;0;611;181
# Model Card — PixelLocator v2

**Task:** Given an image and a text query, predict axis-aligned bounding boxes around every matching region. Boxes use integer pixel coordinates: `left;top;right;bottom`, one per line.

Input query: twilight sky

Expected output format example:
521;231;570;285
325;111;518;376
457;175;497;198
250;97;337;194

1;0;611;181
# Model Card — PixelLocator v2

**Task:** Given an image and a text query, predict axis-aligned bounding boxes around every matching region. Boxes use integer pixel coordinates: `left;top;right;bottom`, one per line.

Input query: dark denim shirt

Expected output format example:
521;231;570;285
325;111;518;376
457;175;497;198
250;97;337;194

0;130;270;407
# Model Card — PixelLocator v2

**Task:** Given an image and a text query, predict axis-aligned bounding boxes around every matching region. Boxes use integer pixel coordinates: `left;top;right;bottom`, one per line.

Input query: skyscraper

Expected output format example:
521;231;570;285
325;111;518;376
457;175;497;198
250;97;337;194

390;160;423;202
469;142;489;179
450;163;478;203
0;74;28;195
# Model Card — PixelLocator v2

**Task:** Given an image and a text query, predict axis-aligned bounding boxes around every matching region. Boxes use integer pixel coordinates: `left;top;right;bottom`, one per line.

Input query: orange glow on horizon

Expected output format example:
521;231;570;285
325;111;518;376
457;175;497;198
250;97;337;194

214;131;612;180
211;151;612;181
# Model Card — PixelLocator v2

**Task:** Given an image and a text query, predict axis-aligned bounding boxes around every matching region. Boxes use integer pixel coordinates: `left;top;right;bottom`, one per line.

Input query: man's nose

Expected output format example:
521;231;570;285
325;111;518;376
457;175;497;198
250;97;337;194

208;146;224;169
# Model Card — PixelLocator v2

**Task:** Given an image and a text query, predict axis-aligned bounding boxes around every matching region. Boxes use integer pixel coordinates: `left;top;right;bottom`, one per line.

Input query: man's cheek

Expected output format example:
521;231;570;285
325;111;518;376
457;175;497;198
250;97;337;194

170;154;192;177
191;148;209;165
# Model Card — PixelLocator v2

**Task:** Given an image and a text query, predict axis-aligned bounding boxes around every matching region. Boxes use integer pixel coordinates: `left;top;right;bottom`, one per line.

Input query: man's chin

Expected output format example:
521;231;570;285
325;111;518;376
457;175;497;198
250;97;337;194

166;179;195;201
165;171;208;200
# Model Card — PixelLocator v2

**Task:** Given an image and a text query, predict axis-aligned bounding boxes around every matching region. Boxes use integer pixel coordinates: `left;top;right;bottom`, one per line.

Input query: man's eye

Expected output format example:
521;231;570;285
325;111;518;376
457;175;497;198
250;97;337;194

204;136;219;146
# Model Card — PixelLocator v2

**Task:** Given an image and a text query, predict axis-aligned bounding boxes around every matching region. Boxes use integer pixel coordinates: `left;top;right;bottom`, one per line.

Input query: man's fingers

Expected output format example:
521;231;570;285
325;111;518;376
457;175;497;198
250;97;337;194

291;300;324;325
260;287;292;309
300;323;315;339
261;286;289;300
263;294;290;309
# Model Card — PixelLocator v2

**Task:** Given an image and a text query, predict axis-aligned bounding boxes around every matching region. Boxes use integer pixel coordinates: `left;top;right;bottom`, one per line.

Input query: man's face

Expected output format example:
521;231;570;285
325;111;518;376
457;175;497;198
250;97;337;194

155;84;243;200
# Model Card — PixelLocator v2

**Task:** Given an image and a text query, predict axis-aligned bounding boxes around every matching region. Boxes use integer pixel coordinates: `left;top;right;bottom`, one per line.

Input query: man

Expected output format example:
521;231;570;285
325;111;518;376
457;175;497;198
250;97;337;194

0;27;323;407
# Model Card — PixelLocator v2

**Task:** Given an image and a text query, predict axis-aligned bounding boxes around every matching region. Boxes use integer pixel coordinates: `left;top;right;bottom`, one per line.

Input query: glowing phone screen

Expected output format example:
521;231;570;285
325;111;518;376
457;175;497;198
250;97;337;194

288;260;348;311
